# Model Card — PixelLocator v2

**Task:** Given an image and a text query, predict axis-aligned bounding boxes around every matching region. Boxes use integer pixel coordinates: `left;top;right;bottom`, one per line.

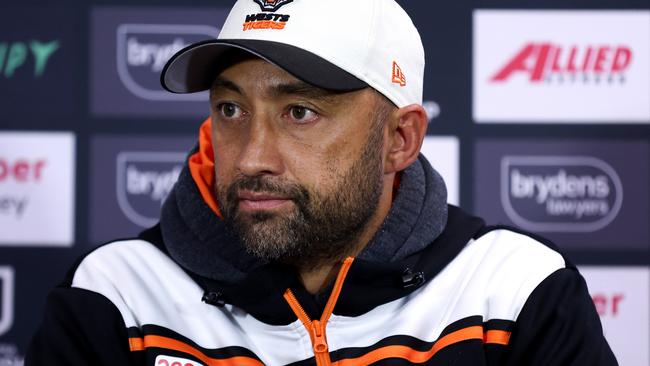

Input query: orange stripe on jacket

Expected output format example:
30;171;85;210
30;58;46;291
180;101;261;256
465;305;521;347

334;326;512;365
484;329;512;345
129;335;263;366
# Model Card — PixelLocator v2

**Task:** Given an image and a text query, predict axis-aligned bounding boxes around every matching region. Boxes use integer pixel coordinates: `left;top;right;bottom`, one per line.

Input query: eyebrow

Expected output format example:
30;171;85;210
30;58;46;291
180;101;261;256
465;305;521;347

272;81;339;102
211;77;341;103
211;78;243;95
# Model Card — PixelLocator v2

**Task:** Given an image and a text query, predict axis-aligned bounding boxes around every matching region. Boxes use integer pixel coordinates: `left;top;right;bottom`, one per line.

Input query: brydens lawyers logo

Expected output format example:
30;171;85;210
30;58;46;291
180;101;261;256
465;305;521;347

117;24;219;101
501;156;623;232
253;0;293;12
491;43;632;84
0;266;14;337
117;152;184;227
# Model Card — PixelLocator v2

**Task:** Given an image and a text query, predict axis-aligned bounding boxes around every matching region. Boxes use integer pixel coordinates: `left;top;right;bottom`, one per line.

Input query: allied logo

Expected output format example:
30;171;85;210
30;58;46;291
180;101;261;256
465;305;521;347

253;0;294;12
501;156;623;232
116;152;184;228
0;266;14;337
116;24;218;101
0;40;59;78
491;43;632;84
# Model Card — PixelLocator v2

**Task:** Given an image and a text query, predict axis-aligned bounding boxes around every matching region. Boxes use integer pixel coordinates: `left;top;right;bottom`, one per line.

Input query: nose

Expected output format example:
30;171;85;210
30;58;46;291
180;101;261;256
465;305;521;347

236;114;283;177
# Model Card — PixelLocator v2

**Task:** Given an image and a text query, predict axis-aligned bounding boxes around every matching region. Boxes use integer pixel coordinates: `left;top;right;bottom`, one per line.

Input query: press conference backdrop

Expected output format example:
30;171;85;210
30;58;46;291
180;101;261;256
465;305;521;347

0;0;648;364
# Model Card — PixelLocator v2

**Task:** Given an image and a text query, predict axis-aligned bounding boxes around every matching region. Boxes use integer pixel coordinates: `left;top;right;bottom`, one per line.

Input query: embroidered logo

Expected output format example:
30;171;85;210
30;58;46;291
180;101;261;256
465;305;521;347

253;0;294;12
392;61;406;87
243;13;291;31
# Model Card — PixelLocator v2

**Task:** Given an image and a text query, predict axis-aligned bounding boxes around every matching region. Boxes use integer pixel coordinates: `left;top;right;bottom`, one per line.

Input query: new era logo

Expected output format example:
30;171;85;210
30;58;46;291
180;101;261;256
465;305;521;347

392;61;406;87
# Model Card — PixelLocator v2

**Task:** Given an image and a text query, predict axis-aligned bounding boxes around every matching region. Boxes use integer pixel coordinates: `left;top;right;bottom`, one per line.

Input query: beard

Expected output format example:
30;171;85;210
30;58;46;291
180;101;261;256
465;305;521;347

215;125;384;270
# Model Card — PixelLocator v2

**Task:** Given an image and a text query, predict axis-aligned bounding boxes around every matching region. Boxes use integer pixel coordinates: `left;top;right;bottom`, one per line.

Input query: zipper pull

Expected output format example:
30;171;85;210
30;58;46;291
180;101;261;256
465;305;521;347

311;320;328;354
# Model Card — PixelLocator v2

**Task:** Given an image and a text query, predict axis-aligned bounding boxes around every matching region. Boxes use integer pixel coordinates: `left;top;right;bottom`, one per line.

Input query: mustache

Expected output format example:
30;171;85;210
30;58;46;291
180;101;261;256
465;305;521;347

225;175;310;205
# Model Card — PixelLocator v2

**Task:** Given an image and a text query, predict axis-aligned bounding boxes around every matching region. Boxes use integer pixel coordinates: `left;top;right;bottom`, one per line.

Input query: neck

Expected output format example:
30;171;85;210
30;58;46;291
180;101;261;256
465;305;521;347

298;173;395;294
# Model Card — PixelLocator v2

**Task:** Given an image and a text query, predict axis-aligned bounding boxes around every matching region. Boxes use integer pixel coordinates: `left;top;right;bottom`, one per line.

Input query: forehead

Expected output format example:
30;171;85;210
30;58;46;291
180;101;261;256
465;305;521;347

210;56;369;107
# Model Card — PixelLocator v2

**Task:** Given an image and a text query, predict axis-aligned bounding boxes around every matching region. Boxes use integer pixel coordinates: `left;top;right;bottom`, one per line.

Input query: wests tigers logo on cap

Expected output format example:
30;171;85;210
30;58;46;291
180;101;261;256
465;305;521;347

253;0;294;12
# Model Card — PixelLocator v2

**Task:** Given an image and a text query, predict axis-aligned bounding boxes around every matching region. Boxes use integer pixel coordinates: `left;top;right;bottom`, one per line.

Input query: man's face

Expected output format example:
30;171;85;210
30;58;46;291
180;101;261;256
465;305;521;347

210;57;388;269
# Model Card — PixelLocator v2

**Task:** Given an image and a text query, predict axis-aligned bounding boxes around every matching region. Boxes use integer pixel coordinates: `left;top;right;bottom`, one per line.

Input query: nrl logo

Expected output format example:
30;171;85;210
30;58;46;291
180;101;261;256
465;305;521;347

254;0;294;12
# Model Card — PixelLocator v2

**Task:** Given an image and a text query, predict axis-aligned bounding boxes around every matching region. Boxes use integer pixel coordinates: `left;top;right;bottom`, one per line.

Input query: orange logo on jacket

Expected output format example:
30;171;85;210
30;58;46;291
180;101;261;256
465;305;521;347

392;61;406;87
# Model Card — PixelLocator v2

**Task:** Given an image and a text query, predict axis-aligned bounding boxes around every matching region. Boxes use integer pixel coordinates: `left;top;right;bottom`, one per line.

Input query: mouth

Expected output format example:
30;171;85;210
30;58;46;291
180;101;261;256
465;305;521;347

237;190;292;212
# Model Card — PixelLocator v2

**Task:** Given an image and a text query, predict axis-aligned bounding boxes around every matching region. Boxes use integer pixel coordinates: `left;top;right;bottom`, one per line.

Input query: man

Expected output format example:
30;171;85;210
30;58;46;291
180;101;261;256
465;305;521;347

27;0;617;365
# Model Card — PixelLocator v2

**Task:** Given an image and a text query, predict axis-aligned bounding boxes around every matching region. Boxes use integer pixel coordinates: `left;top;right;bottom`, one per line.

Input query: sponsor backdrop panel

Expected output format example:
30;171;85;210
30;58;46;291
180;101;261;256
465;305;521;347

0;132;76;246
474;140;649;251
580;266;650;366
474;10;650;123
90;135;195;245
90;7;228;118
0;6;79;126
420;136;459;206
0;265;18;362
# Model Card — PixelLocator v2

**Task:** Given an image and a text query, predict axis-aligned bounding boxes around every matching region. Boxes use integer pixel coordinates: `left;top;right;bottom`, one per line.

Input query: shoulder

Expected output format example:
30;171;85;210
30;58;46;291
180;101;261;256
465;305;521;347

64;233;202;328
432;224;569;323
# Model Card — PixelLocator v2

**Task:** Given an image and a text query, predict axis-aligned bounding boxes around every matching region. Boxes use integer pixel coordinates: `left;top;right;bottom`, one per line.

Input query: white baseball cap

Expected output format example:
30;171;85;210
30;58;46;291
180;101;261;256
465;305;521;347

161;0;425;108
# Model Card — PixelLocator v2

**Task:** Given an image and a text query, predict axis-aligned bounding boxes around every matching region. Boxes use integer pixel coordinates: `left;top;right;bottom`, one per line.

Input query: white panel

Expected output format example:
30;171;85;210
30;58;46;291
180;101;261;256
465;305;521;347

474;10;650;123
420;136;459;205
580;266;650;366
0;132;75;246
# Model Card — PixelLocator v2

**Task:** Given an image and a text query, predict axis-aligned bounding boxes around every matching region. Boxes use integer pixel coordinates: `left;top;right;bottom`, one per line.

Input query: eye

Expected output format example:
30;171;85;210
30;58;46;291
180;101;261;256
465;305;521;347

216;103;244;119
287;105;319;124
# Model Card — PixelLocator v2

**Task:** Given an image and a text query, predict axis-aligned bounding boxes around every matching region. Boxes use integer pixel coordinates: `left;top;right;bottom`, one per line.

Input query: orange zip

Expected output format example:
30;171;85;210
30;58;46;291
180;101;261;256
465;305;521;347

283;257;355;366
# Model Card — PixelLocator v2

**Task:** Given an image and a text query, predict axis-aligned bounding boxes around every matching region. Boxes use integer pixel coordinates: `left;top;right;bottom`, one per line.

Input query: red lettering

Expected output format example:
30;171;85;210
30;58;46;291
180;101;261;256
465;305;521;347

34;159;46;180
492;43;633;83
594;46;610;73
0;158;46;182
582;47;593;71
551;46;562;72
592;293;624;317
0;159;7;180
13;160;29;181
611;293;624;316
491;43;552;82
592;294;607;316
566;46;578;73
612;47;632;73
158;360;169;366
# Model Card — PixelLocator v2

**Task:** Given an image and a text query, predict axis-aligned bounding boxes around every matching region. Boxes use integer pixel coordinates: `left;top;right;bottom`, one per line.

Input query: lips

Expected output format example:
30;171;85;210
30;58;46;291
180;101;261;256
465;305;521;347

237;190;292;211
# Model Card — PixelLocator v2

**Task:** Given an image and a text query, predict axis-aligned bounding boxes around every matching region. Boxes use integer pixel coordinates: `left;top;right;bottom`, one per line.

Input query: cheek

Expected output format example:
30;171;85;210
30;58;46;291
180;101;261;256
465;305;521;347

212;133;239;185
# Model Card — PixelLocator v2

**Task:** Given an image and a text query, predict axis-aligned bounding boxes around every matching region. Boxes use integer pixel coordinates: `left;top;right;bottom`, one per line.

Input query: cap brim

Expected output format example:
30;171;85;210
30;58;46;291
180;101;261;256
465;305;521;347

161;39;368;94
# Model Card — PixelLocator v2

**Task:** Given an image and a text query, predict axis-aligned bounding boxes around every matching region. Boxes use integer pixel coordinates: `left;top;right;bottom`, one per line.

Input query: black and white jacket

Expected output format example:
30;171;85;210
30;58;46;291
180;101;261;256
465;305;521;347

26;153;617;365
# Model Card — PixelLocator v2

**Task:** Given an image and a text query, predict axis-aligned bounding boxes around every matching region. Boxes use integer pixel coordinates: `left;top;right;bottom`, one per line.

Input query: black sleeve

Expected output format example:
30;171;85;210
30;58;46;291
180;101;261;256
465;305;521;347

503;267;618;366
25;287;137;366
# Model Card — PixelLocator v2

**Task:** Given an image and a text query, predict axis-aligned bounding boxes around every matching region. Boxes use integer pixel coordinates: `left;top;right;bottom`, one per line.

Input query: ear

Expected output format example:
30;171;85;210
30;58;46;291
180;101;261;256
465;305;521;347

384;104;428;174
